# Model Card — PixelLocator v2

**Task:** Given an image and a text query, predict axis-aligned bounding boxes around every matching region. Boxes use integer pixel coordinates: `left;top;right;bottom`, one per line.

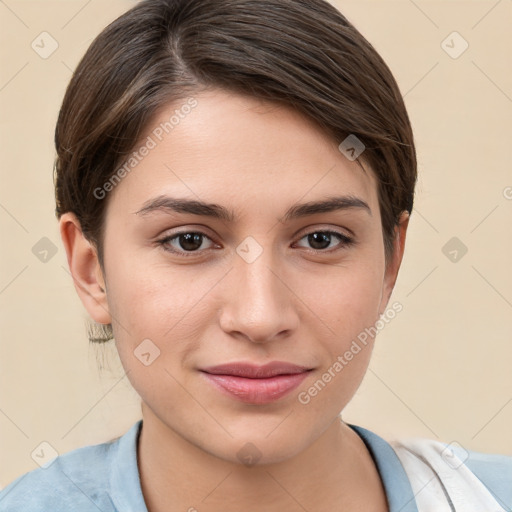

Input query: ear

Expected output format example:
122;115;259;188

378;211;410;315
59;212;112;325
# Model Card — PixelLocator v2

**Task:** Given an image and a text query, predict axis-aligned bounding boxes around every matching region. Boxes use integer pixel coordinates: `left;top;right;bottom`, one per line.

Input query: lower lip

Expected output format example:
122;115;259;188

201;372;310;404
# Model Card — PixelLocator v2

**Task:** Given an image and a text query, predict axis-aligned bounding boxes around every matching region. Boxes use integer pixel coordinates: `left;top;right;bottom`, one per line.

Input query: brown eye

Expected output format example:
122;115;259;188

295;231;354;252
158;231;216;256
175;233;204;251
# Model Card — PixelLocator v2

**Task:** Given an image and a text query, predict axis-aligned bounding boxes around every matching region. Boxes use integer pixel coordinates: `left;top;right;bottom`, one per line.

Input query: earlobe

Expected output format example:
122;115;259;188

379;211;410;315
59;212;111;325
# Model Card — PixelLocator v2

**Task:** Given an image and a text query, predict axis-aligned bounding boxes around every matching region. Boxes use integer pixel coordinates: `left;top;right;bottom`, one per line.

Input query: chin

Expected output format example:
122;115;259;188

213;420;321;466
212;436;307;467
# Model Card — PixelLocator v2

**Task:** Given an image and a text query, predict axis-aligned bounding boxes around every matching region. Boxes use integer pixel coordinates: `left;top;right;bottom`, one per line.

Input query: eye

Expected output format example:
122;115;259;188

157;228;355;258
157;231;216;257
294;230;354;252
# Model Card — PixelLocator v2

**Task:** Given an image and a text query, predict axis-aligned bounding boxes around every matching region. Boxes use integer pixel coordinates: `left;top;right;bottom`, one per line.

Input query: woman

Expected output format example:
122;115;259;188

1;0;510;510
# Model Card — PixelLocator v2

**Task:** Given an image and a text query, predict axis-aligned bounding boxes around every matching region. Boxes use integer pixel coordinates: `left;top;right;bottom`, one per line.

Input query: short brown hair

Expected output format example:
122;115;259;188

55;0;417;339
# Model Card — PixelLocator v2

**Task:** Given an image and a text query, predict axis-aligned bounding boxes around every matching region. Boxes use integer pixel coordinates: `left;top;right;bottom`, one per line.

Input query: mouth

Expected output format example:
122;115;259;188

199;361;313;404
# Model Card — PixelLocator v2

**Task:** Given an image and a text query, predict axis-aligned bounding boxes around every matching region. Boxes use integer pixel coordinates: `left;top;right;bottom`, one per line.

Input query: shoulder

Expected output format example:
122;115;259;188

391;437;512;511
0;430;128;512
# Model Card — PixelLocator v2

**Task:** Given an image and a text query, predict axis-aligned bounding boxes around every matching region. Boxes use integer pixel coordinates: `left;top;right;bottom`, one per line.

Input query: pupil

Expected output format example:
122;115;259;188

309;232;330;250
180;233;202;251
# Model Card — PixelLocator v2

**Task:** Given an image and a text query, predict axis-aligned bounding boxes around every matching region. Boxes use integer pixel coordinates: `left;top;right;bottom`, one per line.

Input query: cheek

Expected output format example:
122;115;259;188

294;269;381;413
105;254;220;370
297;259;384;340
109;269;200;334
293;259;384;401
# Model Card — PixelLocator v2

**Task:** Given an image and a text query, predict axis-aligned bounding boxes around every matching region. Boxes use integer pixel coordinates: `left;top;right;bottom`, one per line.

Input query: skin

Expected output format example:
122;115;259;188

60;88;409;512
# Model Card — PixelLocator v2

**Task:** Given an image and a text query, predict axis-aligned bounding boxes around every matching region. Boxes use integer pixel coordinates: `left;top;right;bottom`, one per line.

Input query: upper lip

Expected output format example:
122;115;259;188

201;361;312;379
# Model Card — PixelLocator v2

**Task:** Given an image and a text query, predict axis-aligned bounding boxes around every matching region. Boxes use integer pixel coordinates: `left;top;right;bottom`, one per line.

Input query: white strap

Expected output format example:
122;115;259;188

391;438;507;512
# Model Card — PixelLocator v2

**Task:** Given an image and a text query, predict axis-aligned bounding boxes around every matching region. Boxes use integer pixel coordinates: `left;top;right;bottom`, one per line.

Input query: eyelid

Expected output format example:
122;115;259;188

294;223;354;241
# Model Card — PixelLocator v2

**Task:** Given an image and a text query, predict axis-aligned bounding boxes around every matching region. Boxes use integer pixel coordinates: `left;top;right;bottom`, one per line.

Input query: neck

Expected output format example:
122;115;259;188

137;404;388;512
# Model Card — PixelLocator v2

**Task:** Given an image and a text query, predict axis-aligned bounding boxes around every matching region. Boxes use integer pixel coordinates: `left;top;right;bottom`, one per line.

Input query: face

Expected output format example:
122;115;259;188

72;89;405;464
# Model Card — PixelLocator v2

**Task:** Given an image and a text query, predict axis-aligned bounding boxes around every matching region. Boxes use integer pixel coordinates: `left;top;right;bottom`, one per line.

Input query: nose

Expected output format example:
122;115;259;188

218;246;299;344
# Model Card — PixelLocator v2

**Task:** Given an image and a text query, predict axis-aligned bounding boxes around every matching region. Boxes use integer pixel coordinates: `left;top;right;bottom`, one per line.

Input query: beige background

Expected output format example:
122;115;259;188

1;0;511;488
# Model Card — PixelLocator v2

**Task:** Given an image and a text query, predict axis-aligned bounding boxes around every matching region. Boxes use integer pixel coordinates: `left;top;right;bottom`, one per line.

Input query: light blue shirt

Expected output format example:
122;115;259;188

1;420;510;511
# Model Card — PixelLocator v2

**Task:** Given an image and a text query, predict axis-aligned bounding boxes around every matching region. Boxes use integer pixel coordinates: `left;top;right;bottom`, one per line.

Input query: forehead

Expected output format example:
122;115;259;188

106;89;379;221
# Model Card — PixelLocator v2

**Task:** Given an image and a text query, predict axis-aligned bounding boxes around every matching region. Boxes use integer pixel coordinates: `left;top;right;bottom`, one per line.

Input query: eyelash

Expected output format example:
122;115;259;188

156;229;355;258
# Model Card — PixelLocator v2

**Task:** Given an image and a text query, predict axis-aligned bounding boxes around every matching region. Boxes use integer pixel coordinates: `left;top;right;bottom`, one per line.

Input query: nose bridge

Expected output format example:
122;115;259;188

239;249;281;308
219;238;297;342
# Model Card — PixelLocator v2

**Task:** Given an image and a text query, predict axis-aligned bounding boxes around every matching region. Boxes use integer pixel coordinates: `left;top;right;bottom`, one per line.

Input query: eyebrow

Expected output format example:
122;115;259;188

134;194;371;222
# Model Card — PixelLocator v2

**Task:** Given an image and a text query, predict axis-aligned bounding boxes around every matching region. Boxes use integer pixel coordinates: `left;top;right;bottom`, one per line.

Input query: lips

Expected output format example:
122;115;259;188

202;361;311;378
200;361;312;404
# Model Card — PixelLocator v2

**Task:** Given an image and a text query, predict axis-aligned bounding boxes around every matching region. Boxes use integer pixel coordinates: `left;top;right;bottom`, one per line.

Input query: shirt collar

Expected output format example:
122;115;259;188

348;423;419;512
109;420;148;512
